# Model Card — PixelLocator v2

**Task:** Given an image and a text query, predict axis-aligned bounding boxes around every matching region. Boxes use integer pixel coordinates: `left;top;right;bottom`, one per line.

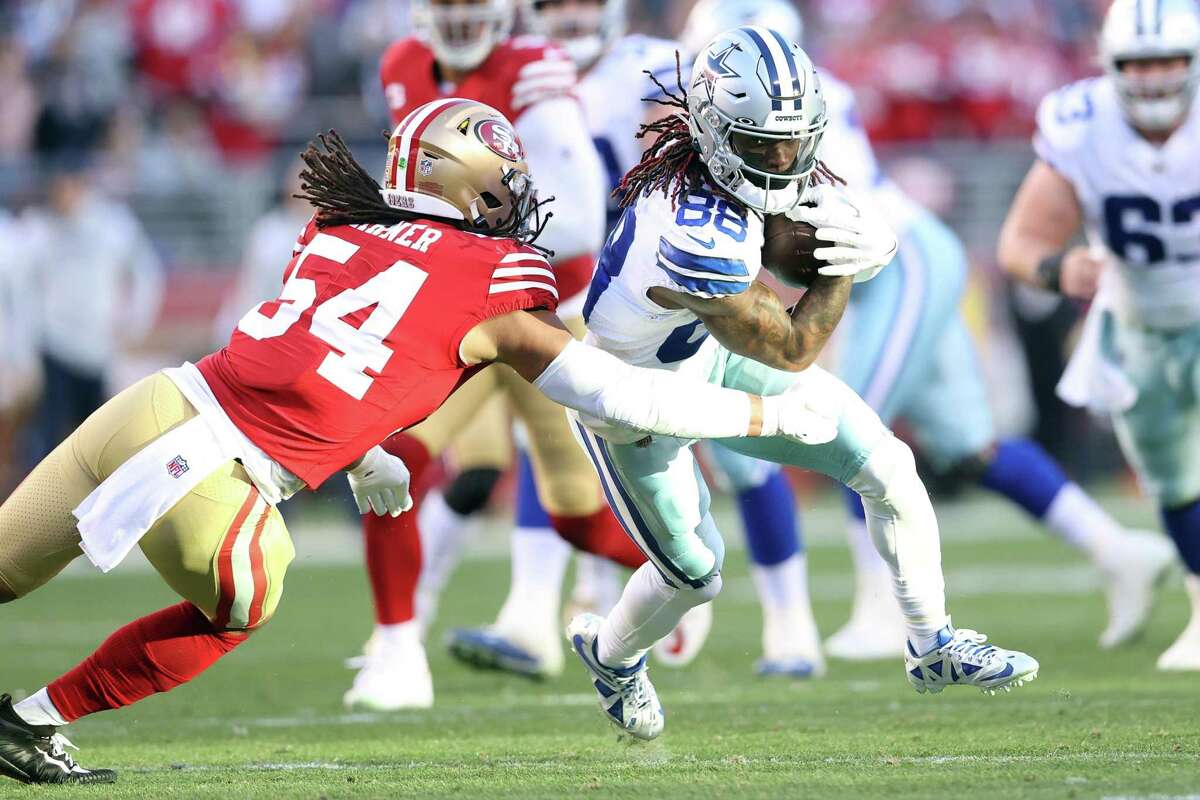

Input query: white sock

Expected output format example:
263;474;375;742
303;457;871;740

374;619;422;651
494;525;571;634
749;552;811;615
846;516;891;581
597;563;718;668
845;438;950;649
414;490;479;628
13;688;68;728
571;552;622;615
1042;482;1127;562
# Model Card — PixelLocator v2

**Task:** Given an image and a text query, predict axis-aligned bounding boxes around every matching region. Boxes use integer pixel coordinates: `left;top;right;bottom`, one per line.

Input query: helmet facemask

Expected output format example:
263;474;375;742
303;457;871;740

414;0;514;71
1111;54;1198;131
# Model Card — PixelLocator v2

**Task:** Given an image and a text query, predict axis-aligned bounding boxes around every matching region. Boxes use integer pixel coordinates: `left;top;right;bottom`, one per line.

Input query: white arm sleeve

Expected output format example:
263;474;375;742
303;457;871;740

515;97;606;261
533;339;752;440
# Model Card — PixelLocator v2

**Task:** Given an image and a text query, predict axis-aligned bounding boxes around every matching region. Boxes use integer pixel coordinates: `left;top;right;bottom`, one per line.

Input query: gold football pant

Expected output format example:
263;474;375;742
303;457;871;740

0;374;294;630
406;314;604;516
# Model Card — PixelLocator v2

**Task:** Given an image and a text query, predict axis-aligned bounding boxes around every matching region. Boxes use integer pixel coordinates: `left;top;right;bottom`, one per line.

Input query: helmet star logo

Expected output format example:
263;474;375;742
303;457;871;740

706;43;741;79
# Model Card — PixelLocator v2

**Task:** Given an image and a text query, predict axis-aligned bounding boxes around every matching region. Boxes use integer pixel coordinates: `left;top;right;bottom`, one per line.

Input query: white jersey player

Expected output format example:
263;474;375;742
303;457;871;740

561;25;1039;742
1000;0;1200;670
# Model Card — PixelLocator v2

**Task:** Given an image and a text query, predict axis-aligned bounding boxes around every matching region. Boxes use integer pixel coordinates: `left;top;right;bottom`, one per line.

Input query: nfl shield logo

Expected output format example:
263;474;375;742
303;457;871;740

166;455;189;479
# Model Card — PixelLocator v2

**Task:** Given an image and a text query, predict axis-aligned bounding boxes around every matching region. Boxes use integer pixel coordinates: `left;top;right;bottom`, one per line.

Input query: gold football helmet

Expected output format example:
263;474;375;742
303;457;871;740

381;98;543;242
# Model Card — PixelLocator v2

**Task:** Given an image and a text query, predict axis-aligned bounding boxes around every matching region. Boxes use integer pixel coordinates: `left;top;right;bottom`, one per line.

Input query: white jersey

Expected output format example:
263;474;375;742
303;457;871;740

1035;76;1200;329
579;35;682;225
582;181;764;369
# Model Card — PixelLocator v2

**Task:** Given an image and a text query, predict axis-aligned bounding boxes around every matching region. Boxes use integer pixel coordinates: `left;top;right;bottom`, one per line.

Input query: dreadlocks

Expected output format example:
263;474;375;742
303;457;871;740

615;54;843;211
294;130;553;254
295;130;418;229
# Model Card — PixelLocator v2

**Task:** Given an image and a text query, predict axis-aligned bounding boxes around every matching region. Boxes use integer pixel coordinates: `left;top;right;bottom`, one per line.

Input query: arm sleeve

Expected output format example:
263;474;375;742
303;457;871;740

515;96;606;261
533;339;752;440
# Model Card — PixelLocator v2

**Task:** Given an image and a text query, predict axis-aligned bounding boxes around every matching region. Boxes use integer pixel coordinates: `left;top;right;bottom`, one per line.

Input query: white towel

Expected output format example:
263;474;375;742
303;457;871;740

1056;268;1138;415
74;415;230;572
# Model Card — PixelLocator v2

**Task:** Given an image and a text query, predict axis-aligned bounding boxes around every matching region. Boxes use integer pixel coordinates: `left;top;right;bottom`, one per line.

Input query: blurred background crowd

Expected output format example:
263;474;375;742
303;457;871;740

0;0;1121;501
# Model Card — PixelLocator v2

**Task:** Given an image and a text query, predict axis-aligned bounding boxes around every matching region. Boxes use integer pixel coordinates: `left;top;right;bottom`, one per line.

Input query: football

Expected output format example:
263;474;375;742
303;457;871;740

761;212;823;288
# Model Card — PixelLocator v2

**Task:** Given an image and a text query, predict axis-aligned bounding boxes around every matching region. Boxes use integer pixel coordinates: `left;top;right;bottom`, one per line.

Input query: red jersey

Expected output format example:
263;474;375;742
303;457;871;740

198;219;558;489
379;36;575;127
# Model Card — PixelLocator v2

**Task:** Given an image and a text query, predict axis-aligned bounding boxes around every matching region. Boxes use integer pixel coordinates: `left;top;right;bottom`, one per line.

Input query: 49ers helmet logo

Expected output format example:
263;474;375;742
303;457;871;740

474;119;523;162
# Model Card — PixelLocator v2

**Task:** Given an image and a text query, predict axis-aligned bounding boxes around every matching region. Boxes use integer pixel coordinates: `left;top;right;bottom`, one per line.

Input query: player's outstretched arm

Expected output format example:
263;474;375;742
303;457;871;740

459;310;839;444
648;276;852;374
998;161;1101;300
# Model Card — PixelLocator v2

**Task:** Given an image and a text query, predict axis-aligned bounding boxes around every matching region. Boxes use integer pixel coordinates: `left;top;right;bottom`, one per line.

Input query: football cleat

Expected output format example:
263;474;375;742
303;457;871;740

757;604;826;679
905;626;1039;695
1098;530;1175;649
0;695;116;785
755;656;823;678
342;635;434;711
567;613;664;741
651;602;713;667
445;626;563;679
1157;574;1200;671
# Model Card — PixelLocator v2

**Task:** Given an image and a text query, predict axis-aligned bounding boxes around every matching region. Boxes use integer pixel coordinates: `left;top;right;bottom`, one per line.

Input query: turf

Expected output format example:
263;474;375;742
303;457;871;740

2;488;1198;799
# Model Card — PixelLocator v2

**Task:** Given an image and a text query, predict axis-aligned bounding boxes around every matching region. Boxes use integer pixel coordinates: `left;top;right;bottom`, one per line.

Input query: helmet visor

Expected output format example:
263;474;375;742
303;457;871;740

730;129;820;188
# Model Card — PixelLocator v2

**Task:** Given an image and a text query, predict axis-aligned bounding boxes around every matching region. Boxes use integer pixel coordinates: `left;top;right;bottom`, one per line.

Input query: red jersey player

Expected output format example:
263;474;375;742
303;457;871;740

0;99;832;785
347;0;621;709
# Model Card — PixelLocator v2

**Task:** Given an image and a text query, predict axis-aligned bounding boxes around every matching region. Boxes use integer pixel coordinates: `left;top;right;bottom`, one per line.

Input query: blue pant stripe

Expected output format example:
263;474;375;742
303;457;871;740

862;229;928;413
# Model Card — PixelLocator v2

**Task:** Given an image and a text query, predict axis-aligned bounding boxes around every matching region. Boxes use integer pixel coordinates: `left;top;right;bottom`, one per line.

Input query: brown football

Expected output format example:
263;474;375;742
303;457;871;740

762;213;822;288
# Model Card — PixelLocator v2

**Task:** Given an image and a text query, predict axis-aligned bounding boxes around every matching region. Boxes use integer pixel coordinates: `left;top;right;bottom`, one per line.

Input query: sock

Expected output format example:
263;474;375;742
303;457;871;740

414;490;481;627
372;619;423;651
739;469;802;567
364;433;433;626
845;438;949;649
597;563;719;668
842;487;893;578
13;688;68;728
749;552;809;615
44;603;245;722
494;525;572;633
1162;498;1200;574
1042;482;1127;560
548;508;647;569
978;438;1067;519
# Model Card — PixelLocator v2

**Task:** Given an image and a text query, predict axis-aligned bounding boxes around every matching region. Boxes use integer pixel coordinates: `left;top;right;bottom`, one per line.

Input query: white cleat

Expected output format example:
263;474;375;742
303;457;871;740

905;625;1039;695
446;619;564;679
342;633;434;711
756;605;826;679
567;613;664;741
652;602;713;667
1098;531;1176;649
824;571;907;661
343;631;380;670
1157;574;1200;671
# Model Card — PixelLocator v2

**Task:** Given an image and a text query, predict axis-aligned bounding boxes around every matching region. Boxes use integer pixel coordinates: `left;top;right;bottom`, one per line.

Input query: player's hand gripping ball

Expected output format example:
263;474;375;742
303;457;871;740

762;212;823;289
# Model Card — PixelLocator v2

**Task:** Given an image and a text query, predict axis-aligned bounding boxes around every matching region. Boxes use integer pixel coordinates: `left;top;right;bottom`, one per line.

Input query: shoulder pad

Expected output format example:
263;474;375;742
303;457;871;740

1034;78;1102;165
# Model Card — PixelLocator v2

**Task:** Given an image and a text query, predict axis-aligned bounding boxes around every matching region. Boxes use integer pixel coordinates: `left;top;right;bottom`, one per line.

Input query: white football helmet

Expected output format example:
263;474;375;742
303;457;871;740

412;0;515;72
1100;0;1200;131
681;0;803;57
687;26;826;214
520;0;625;68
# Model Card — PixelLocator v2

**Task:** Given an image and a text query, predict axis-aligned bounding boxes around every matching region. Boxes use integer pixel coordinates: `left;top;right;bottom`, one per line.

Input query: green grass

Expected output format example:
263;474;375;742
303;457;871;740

3;489;1198;798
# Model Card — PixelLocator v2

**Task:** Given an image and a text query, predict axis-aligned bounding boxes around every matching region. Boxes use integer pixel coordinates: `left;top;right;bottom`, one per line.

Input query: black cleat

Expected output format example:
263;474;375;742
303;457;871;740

0;694;117;784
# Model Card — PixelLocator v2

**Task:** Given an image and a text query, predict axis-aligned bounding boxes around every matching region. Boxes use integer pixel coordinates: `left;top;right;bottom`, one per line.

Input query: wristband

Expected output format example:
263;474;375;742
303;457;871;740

758;395;780;438
1035;252;1065;293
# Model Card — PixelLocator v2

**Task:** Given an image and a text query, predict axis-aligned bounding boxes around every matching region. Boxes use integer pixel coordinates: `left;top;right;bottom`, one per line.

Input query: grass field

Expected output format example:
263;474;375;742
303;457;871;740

3;488;1198;798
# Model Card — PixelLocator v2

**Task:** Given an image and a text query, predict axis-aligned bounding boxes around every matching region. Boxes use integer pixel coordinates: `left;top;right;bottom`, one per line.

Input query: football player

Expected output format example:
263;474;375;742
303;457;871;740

0;99;837;784
682;0;1174;663
565;27;1039;742
999;0;1200;670
346;0;646;708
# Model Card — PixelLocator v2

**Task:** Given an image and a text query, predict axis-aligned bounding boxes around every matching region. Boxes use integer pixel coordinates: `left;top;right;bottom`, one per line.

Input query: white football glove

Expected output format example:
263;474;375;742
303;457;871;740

760;385;843;446
788;185;898;283
346;445;414;517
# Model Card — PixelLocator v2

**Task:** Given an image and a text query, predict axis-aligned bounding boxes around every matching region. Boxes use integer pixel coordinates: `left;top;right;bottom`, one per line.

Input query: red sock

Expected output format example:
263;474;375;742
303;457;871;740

46;602;246;722
363;433;433;626
549;507;648;569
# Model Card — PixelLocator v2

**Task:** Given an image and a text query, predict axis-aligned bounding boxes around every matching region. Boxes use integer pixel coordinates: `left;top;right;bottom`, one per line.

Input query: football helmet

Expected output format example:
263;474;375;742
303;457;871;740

681;0;803;57
520;0;625;68
687;26;826;214
412;0;515;72
381;98;541;240
1100;0;1200;131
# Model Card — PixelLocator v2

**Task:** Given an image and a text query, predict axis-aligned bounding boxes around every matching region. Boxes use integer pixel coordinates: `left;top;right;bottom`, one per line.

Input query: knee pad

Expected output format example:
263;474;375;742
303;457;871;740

443;467;502;516
848;435;919;507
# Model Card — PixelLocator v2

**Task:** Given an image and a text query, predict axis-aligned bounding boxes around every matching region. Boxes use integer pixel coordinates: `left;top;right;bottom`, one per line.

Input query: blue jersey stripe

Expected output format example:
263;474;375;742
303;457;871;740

767;28;803;110
742;27;783;111
657;258;751;295
658;237;750;278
